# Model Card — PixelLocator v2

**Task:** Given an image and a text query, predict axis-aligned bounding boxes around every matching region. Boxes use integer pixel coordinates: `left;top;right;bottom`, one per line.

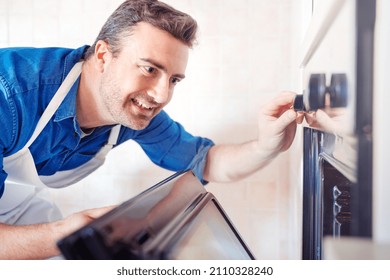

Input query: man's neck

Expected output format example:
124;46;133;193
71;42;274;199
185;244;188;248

76;60;107;129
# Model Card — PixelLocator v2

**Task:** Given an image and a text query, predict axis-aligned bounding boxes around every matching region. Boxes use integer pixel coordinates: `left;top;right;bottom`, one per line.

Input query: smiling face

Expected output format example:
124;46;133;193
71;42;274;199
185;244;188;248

94;22;189;130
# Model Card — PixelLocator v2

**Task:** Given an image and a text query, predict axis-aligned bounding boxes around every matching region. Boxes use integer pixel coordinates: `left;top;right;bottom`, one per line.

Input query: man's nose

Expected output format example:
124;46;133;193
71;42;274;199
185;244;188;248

148;77;170;104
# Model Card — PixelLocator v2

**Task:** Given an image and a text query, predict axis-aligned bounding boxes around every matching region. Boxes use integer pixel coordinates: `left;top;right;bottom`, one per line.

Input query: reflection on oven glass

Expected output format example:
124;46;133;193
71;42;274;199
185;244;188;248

305;105;347;136
302;71;351;136
167;200;252;260
305;107;357;176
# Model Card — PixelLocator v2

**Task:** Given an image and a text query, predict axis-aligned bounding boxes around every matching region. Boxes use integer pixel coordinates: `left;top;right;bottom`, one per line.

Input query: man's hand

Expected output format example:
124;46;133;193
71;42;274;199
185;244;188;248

256;91;304;159
53;205;115;240
203;91;303;183
0;205;115;260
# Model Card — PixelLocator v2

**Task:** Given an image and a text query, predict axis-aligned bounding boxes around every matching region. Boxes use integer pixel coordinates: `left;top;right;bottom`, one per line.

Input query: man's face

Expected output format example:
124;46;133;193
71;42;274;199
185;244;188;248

98;22;189;130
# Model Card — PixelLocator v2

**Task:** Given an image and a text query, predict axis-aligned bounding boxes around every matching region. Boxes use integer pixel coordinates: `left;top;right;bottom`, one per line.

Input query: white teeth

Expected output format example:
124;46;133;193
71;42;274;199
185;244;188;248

133;98;153;110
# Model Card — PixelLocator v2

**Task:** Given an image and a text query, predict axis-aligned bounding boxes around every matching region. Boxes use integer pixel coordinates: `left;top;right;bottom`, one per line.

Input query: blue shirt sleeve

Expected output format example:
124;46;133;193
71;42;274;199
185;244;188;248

132;111;214;184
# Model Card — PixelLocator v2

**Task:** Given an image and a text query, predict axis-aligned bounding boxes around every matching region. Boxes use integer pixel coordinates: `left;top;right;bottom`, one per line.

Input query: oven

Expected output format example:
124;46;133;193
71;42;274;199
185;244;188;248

296;0;376;259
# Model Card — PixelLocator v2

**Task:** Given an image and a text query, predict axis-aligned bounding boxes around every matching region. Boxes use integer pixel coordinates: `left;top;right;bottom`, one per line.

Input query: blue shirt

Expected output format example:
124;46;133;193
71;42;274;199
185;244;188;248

0;46;214;198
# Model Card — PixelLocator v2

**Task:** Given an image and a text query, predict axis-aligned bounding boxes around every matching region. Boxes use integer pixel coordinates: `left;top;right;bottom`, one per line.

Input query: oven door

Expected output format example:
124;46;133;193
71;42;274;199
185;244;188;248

57;171;255;260
298;0;375;259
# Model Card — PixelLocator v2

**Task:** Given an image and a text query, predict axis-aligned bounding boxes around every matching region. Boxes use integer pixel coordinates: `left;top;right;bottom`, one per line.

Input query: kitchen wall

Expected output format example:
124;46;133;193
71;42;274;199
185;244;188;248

0;0;304;259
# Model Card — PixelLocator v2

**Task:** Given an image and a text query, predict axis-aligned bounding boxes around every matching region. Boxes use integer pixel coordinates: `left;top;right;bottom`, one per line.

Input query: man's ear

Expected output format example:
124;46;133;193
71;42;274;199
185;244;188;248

94;40;111;72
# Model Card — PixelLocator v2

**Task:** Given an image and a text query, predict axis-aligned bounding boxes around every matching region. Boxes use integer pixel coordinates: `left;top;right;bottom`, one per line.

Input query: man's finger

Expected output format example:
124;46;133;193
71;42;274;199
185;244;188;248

262;92;296;116
273;109;297;134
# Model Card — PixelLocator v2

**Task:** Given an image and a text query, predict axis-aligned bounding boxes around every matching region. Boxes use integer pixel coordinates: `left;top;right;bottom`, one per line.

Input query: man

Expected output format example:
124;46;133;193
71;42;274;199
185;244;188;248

0;0;301;259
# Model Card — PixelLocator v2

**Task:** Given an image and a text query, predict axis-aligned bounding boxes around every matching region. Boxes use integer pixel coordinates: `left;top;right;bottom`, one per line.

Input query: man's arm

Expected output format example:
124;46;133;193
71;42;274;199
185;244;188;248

203;91;303;183
0;206;114;259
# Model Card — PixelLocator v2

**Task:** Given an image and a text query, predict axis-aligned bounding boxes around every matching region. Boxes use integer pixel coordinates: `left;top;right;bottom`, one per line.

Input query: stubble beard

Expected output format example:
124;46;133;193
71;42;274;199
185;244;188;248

99;76;150;130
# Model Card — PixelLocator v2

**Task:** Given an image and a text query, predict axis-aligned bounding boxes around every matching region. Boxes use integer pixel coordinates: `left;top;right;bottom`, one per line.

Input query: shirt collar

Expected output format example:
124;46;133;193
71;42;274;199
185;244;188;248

54;77;79;122
53;45;89;135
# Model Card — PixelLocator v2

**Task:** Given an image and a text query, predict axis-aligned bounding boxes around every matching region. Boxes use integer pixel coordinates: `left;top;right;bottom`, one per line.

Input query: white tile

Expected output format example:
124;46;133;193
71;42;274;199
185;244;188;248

57;16;86;47
0;0;8;16
32;16;59;45
8;14;33;46
219;36;251;66
33;0;59;17
247;209;281;259
219;1;250;37
219;65;252;96
0;13;8;43
8;0;33;15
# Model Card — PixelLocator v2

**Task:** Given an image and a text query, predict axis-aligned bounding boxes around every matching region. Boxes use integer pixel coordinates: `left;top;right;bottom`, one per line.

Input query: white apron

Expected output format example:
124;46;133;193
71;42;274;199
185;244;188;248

0;62;121;225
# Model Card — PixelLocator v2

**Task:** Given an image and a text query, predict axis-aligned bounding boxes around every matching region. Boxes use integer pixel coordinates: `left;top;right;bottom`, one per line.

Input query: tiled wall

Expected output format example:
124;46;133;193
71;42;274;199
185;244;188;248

0;0;304;259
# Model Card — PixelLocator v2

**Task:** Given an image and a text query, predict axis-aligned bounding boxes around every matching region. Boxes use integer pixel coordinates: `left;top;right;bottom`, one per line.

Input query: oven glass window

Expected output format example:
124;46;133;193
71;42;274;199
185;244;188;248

167;200;252;260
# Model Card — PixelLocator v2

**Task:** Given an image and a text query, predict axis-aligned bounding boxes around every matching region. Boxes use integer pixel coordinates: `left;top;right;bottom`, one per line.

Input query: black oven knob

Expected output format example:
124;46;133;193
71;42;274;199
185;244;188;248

305;73;326;111
293;94;305;111
329;73;348;108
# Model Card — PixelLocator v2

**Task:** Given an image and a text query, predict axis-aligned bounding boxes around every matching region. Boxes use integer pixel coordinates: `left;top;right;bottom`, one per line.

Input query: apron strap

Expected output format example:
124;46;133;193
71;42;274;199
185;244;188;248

107;124;121;145
24;62;83;149
94;125;121;160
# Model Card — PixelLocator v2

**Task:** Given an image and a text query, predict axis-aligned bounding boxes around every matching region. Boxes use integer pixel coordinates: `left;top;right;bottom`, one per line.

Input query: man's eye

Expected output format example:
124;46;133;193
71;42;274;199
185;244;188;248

171;77;181;85
143;66;156;74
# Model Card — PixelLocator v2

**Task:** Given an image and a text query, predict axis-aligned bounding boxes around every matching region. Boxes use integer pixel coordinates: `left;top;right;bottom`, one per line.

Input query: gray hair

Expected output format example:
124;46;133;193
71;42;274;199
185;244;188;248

84;0;198;59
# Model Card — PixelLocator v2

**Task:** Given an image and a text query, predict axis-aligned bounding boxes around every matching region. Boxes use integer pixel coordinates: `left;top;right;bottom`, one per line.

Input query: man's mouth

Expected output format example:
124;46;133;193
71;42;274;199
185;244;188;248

131;97;155;111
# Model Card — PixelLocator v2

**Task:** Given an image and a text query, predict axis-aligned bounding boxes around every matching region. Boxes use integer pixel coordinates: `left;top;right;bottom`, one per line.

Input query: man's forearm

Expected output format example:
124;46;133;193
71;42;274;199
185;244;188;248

203;141;276;183
0;222;60;260
0;205;114;259
202;92;300;184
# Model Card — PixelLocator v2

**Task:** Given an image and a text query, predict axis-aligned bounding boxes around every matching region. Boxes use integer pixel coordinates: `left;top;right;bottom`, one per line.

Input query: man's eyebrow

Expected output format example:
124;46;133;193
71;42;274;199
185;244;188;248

140;58;185;79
